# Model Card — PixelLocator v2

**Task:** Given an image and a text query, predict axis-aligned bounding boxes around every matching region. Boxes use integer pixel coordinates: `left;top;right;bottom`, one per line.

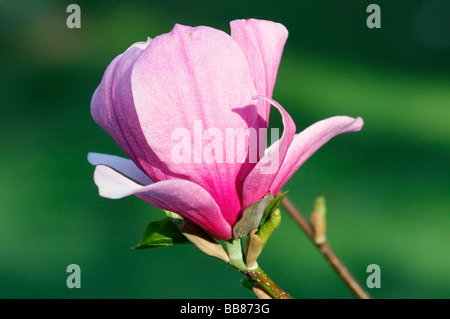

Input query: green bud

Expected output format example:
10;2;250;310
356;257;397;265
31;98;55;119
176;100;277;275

257;208;281;249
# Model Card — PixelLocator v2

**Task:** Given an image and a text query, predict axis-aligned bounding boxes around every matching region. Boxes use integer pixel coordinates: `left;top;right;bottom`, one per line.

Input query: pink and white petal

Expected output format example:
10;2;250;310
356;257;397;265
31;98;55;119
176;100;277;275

270;116;364;194
93;165;143;199
135;180;233;240
93;165;232;240
87;152;153;185
131;24;261;226
230;19;288;123
241;96;296;209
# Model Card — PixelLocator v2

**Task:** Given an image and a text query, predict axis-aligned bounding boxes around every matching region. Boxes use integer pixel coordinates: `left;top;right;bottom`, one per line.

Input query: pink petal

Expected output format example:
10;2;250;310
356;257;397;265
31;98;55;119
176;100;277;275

230;19;288;124
93;165;233;240
130;24;261;226
87;152;153;185
91;39;156;174
270;116;364;194
241;96;296;209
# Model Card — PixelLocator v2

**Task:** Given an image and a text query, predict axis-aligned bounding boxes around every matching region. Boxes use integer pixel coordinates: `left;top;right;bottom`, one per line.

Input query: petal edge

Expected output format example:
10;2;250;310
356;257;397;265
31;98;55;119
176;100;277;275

270;116;364;194
92;165;233;240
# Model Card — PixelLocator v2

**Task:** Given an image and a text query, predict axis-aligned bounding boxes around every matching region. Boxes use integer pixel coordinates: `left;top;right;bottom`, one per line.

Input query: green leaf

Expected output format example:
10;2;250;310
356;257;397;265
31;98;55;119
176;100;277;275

260;191;288;227
132;218;190;250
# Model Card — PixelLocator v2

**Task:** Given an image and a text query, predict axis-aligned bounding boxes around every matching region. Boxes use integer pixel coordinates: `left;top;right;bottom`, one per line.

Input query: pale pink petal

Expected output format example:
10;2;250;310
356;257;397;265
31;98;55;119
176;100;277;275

230;19;288;124
93;165;142;199
241;96;296;209
87;152;153;185
130;24;261;226
270;116;364;194
93;165;232;240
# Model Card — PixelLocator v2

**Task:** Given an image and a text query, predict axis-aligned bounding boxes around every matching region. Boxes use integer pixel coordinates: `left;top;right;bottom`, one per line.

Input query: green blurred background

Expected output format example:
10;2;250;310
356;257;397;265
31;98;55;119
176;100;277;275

1;0;449;299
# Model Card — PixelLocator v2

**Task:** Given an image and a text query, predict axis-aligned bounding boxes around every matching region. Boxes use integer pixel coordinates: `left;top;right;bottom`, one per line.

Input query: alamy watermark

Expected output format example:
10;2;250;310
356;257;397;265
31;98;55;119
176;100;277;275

66;4;81;29
171;121;281;174
66;264;81;288
366;4;381;29
366;264;381;288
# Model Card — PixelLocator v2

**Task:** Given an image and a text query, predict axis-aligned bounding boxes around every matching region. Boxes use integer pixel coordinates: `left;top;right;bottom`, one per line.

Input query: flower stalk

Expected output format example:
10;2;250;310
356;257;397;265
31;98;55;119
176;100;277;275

225;236;292;299
243;266;293;299
224;238;247;271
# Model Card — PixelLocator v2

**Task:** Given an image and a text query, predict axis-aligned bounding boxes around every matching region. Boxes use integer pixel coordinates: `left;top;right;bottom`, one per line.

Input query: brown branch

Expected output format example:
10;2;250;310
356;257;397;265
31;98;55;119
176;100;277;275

279;193;371;299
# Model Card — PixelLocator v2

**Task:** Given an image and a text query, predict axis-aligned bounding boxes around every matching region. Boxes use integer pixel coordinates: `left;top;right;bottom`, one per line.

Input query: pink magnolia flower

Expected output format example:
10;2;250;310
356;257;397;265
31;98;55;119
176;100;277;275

88;19;363;240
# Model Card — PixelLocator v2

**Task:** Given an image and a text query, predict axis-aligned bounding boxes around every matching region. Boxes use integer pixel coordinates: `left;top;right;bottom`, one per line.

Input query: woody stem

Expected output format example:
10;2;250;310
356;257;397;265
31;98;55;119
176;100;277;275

279;193;371;299
242;266;293;299
225;238;292;299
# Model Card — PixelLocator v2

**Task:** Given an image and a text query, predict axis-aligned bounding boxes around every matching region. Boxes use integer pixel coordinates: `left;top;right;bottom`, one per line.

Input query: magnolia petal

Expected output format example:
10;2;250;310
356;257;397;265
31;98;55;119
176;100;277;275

91;40;152;165
131;24;261;226
87;152;153;185
93;165;233;240
230;19;288;124
241;96;296;209
270;116;364;194
93;165;140;199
